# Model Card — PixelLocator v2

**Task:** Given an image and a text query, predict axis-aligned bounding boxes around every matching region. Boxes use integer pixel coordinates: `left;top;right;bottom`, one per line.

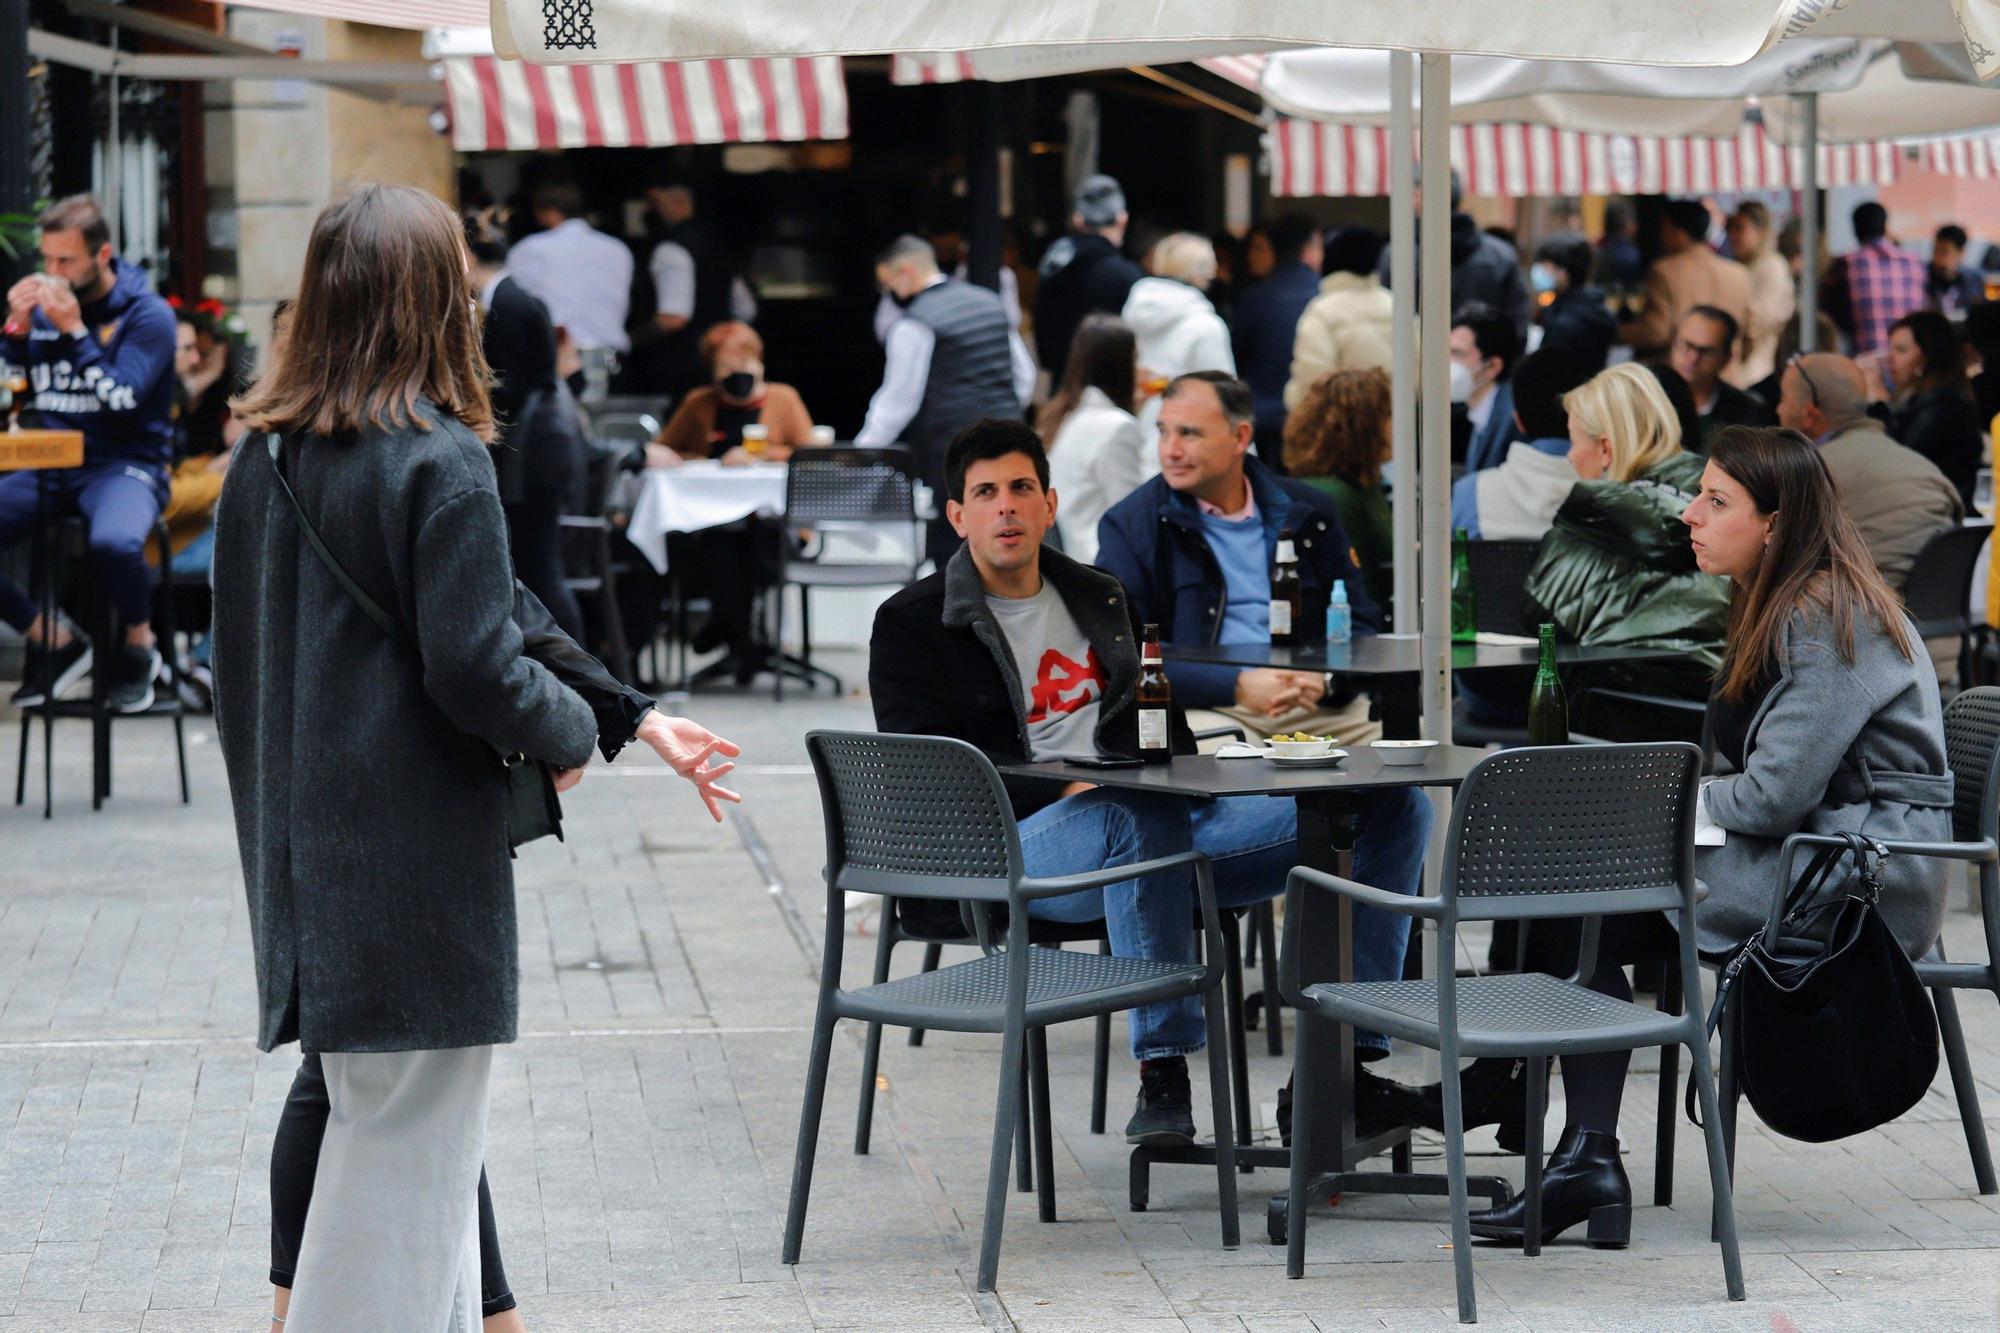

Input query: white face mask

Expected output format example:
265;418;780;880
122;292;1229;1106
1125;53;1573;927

1448;360;1475;404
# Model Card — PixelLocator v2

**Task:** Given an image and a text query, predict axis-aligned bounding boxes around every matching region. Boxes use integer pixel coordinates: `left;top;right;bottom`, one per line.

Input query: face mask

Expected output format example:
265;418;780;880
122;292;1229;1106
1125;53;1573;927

1530;264;1560;295
1448;360;1475;404
720;371;757;399
1379;458;1398;493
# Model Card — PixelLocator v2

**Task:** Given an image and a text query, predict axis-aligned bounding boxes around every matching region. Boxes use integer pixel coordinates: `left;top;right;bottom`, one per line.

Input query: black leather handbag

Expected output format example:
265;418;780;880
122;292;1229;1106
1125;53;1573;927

265;435;563;853
1705;831;1938;1143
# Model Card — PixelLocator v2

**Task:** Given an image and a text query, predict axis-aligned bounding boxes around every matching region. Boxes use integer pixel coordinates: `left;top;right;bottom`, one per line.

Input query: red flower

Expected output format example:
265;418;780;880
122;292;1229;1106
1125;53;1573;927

165;294;184;308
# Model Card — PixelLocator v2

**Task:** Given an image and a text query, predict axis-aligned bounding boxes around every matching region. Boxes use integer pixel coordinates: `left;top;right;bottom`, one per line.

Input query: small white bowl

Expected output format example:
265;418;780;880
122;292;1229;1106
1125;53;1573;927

1370;739;1440;767
1269;737;1335;758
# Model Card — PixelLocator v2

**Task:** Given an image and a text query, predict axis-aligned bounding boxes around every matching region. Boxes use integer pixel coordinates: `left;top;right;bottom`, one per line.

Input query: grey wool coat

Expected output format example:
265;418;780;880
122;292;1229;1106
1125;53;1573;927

1697;609;1954;959
211;404;598;1054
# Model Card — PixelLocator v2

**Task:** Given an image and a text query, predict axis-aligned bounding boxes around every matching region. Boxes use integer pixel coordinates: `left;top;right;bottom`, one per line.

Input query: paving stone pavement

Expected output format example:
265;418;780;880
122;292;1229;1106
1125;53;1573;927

4;646;2000;1330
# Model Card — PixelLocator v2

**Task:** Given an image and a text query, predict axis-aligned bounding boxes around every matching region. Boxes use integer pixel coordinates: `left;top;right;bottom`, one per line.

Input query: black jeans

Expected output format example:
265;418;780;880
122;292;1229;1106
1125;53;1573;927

270;1053;515;1319
505;495;586;644
1517;911;1680;1138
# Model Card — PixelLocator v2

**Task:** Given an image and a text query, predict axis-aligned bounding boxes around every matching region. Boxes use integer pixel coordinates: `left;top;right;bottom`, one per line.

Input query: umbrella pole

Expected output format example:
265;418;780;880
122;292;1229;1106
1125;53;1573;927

1389;52;1416;634
1418;53;1452;747
1797;91;1820;353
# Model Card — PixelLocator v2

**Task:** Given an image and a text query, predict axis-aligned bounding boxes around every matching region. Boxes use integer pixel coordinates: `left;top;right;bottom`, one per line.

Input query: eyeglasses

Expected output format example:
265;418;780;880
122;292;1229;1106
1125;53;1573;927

1787;352;1821;406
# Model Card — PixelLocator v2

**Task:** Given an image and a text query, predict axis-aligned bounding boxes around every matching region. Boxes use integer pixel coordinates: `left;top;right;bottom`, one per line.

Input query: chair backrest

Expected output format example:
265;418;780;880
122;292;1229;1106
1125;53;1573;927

1444;742;1699;920
806;730;1021;903
590;393;673;424
1901;523;1991;638
785;446;919;528
591;412;661;451
1944;687;2000;846
1466;538;1543;635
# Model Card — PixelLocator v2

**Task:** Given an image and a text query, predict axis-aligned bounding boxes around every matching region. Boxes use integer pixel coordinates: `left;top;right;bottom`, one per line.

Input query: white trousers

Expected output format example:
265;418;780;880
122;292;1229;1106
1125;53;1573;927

282;1045;493;1333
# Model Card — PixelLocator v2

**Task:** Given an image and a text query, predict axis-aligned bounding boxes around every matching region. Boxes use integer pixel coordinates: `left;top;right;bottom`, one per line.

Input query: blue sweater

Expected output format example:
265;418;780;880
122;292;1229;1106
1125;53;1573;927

5;258;178;468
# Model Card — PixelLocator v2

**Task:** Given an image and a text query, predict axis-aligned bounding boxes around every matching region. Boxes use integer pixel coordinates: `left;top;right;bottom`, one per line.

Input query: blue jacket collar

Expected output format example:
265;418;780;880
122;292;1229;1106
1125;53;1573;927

1160;455;1295;533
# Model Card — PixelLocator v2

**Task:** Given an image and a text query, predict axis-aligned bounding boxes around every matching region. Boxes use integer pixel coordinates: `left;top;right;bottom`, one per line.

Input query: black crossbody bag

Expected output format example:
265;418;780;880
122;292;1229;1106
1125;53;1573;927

265;434;563;853
1692;830;1937;1143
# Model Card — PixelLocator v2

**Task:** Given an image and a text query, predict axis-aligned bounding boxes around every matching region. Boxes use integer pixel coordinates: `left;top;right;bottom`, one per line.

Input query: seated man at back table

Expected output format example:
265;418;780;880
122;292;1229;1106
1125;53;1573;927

1096;370;1380;745
870;418;1432;1146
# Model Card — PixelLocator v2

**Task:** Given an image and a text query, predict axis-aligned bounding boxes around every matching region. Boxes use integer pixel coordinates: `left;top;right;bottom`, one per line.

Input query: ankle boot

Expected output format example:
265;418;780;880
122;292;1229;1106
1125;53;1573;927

1465;1127;1631;1248
1417;1056;1539;1150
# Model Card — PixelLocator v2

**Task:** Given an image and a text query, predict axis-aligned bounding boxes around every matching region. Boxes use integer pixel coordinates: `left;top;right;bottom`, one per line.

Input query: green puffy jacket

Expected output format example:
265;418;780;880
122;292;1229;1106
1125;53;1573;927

1521;451;1729;734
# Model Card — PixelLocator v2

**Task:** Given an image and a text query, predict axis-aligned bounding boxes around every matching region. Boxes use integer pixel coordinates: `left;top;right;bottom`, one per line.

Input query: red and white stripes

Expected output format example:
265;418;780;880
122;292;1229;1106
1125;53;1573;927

1269;119;1913;199
443;56;849;152
888;54;981;86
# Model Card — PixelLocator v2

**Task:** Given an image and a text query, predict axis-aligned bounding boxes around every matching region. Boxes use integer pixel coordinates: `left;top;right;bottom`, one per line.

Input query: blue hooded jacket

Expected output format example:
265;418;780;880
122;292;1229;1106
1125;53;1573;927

6;257;178;468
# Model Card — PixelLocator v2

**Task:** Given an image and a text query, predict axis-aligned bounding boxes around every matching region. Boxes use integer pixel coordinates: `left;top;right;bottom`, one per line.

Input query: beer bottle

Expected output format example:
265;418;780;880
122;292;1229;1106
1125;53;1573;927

1269;527;1302;648
1527;622;1569;745
1137;622;1172;764
1450;528;1476;642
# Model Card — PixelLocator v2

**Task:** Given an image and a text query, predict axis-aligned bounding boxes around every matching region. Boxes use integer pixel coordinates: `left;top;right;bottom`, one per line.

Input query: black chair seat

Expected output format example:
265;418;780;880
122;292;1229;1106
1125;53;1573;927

1303;972;1685;1057
847;945;1207;1032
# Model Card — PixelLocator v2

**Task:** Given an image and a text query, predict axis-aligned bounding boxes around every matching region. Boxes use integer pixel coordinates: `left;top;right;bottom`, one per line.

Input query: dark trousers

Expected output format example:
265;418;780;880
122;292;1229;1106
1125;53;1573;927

271;1054;516;1319
1518;911;1680;1136
504;496;585;643
0;461;167;631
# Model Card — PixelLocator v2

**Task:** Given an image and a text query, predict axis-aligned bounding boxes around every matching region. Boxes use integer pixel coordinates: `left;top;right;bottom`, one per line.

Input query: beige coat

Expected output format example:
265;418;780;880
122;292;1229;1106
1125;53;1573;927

1726;250;1795;390
1625;246;1753;360
1284;272;1394;410
1819;419;1964;589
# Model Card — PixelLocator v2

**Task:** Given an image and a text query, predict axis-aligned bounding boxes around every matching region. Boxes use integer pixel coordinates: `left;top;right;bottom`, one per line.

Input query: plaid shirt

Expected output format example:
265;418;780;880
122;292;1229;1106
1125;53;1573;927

1844;240;1928;355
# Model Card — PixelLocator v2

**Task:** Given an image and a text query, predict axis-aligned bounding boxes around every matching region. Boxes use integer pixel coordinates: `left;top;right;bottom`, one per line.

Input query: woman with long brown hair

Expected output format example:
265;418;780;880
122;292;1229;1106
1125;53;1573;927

214;185;740;1332
1282;367;1394;614
1454;425;1952;1248
1036;312;1146;562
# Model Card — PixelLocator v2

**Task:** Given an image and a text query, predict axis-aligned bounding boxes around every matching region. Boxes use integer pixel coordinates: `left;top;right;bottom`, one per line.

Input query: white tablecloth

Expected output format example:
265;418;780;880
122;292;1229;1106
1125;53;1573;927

625;461;788;574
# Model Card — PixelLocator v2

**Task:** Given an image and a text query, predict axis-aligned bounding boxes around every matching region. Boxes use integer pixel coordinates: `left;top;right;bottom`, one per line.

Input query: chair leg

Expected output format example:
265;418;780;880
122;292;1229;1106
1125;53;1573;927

594;531;633;685
1712;997;1741;1244
1440;1034;1478;1325
908;941;942;1048
1655;968;1682;1208
1688;1035;1747;1302
1200;986;1241;1249
1285;1013;1318;1278
1220;917;1253;1160
1016;1055;1033;1194
14;715;26;807
1256;901;1283;1057
1933;980;1999;1195
1522;1051;1548;1257
854;917;897;1155
976;1021;1028;1292
781;1004;841;1266
772;582;785;702
172;713;189;805
1090;1012;1110;1135
1028;1027;1057;1223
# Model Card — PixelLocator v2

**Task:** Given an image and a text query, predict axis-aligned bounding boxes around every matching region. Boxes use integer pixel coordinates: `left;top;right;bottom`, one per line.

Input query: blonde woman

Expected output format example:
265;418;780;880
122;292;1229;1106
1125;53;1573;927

1724;201;1794;390
1519;362;1730;735
1124;232;1234;445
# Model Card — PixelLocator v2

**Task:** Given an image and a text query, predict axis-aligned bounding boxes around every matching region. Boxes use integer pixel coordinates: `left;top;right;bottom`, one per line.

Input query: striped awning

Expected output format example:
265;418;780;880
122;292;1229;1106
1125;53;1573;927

442;55;849;152
1267;119;1911;198
891;51;1266;90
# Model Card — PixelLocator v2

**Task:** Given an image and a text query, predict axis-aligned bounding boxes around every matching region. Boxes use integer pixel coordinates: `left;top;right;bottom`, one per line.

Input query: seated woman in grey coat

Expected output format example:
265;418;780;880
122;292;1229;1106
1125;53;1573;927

1455;424;1953;1247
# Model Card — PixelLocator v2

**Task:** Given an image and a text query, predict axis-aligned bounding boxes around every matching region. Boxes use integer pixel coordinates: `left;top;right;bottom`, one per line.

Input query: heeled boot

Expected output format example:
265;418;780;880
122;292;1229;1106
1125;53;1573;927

1465;1127;1632;1248
1417;1056;1539;1151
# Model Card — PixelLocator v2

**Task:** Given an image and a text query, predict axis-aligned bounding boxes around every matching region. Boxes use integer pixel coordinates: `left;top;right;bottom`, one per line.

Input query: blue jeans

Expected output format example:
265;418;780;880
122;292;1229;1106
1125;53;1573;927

0;461;168;631
1021;787;1432;1060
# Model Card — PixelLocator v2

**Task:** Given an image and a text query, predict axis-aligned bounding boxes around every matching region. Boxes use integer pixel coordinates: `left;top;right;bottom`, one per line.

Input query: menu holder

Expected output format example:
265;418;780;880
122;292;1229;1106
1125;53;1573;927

0;430;84;471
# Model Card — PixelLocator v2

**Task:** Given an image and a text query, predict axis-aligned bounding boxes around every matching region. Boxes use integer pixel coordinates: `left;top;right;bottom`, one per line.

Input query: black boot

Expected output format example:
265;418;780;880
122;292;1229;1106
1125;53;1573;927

1417;1056;1538;1151
1465;1127;1631;1248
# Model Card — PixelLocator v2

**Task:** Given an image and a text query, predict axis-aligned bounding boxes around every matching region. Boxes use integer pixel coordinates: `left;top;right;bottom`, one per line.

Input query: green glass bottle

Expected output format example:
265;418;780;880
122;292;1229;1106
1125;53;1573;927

1449;528;1476;642
1527;622;1569;745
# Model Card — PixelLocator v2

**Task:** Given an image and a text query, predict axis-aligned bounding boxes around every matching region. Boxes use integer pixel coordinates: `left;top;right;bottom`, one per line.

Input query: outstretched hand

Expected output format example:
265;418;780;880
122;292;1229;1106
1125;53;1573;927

636;711;744;821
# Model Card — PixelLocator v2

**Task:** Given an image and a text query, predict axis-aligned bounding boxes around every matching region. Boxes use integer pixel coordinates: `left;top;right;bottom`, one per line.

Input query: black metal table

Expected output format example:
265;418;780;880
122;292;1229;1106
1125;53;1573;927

1166;635;1686;738
1000;746;1513;1242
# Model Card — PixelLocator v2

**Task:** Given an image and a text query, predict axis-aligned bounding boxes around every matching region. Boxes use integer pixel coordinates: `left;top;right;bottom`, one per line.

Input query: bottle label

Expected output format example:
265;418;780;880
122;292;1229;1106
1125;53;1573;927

1138;709;1169;749
1275;540;1296;564
1142;652;1163;665
1269;601;1293;635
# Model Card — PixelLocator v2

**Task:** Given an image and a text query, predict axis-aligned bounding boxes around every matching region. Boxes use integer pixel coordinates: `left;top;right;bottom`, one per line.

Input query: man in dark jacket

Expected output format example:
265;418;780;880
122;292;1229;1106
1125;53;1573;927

1530;230;1616;371
1669;306;1774;448
1034;175;1144;381
471;228;587;640
1093;373;1434;1094
1377;169;1533;339
1230;214;1323;467
2;194;178;712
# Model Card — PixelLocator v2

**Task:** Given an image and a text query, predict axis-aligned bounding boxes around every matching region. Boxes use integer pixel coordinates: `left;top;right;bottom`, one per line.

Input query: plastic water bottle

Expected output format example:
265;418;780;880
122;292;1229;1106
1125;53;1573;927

1324;580;1352;646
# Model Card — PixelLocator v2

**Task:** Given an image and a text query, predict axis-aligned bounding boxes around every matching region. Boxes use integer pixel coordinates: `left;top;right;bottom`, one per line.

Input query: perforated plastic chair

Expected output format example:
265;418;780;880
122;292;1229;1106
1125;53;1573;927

1465;538;1543;636
786;731;1240;1292
771;446;924;700
1277;743;1743;1324
1701;688;2000;1213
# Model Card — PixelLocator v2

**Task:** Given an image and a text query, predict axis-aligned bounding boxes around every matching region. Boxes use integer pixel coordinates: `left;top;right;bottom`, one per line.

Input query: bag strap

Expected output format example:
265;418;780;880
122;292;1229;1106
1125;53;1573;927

265;434;412;652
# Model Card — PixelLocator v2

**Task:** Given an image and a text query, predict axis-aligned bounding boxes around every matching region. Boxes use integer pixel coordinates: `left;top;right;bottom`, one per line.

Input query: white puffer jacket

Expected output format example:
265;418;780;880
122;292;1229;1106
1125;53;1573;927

1284;271;1395;410
1124;277;1235;449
